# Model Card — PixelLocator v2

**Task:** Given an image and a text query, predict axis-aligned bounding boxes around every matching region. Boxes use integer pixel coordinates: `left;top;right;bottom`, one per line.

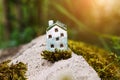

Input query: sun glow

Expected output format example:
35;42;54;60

94;0;114;6
93;0;115;12
97;0;107;6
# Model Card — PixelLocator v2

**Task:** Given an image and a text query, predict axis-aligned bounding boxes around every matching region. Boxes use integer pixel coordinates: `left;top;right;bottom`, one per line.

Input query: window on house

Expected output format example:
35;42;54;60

51;44;54;48
60;44;64;47
56;37;59;41
48;35;52;38
55;28;58;32
61;33;64;37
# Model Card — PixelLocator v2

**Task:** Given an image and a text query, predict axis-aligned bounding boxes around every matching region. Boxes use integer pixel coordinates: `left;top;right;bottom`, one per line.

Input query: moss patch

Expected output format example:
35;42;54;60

68;40;120;80
0;60;27;80
41;49;72;63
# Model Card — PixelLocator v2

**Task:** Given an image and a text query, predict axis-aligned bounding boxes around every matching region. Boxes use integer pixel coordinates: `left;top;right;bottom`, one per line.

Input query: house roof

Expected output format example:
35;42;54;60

46;21;67;31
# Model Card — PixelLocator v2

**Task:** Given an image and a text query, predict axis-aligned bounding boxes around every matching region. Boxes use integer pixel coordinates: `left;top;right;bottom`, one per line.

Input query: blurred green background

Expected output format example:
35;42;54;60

0;0;120;55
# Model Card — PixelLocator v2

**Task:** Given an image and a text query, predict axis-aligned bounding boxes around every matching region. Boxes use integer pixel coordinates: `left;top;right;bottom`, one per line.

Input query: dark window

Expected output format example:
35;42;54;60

55;28;58;32
56;37;59;41
61;33;64;37
48;35;52;38
60;44;64;47
51;44;54;48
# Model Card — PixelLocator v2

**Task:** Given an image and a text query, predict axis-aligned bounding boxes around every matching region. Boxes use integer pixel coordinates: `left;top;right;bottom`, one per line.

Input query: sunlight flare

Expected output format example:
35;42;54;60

94;0;115;8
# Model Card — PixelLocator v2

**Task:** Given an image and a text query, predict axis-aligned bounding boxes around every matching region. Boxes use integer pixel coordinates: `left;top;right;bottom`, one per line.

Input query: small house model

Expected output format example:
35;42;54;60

46;20;68;52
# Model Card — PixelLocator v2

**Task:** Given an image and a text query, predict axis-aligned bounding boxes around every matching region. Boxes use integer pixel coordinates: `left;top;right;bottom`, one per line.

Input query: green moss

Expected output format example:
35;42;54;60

0;60;27;80
68;40;120;80
41;49;72;63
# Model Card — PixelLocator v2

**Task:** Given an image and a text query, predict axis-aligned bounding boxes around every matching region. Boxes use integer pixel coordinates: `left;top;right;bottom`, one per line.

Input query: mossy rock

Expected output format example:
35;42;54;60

68;40;120;80
0;60;27;80
41;49;72;63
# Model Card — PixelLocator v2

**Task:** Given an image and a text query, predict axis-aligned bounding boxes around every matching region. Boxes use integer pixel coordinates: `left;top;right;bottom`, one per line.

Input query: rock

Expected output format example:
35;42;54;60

11;35;101;80
0;35;44;63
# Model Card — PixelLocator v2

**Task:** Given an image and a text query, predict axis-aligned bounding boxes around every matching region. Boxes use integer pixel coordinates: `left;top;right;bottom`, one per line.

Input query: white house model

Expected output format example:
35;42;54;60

46;20;68;52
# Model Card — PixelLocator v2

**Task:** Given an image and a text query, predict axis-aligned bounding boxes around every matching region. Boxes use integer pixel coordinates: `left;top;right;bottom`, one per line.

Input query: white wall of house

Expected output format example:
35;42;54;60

46;25;68;51
47;26;67;38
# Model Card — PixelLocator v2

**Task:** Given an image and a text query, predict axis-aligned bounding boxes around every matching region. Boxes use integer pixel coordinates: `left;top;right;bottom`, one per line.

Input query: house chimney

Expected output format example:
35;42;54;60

48;20;54;26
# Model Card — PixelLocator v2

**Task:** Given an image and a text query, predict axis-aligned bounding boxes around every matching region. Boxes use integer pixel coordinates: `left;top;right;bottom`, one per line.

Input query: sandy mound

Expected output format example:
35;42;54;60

11;35;101;80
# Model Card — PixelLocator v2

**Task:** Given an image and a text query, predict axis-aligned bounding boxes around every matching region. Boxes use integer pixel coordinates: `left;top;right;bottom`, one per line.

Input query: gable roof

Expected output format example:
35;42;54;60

46;21;67;31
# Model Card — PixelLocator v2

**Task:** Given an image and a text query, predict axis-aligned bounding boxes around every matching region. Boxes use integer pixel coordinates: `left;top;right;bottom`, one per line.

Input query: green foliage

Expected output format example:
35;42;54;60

0;60;27;80
99;35;120;56
21;27;35;43
98;36;111;52
111;37;120;56
0;27;35;48
0;0;37;49
0;25;4;42
68;40;120;80
41;49;72;63
42;0;49;21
